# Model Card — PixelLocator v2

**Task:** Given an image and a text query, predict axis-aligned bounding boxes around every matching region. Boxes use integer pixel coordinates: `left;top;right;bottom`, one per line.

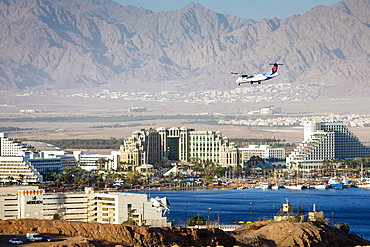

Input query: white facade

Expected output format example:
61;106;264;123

0;156;44;183
0;134;66;183
74;151;120;171
239;145;285;164
188;131;224;164
0;186;171;227
287;121;370;171
0;133;36;156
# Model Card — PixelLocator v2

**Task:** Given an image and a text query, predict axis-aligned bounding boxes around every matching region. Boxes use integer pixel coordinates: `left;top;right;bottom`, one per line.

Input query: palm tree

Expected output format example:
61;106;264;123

98;158;108;170
7;176;14;185
192;164;204;176
125;171;143;186
19;174;25;184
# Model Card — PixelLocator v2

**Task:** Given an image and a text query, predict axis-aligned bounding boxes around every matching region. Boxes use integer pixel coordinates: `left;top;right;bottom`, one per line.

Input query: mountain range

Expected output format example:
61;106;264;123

0;0;369;98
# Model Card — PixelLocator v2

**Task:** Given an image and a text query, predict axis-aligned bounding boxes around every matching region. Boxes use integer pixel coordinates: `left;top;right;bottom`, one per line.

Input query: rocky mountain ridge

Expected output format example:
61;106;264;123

0;0;369;98
1;219;370;247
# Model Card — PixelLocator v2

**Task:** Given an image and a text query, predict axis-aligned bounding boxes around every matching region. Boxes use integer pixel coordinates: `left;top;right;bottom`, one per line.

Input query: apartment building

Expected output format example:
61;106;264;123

287;121;370;171
0;186;171;227
239;145;285;164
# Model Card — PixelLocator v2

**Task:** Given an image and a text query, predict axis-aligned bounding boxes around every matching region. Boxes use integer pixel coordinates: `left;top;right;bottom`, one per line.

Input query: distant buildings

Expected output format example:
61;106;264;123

2;120;368;184
128;107;147;113
247;106;282;115
120;127;285;170
287;121;370;171
0;186;171;226
0;133;121;183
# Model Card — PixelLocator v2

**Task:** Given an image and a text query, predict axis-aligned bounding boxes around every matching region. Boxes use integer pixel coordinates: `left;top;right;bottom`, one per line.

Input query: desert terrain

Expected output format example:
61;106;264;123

0;89;369;144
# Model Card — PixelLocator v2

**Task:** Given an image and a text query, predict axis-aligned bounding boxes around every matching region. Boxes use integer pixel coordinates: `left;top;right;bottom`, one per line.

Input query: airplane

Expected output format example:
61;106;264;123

231;63;283;85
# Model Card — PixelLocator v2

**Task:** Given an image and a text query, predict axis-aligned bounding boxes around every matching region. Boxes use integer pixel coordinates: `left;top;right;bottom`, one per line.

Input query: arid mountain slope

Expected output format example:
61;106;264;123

0;0;368;98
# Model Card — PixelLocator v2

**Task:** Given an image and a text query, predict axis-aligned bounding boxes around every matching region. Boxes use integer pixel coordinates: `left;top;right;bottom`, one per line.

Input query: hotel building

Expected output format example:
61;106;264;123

120;127;289;169
286;121;370;171
0;186;171;227
239;145;285;164
0;133;67;183
120;127;240;167
73;151;121;171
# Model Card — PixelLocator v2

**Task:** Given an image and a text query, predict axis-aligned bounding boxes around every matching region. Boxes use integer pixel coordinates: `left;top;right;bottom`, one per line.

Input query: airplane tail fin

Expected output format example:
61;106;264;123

269;63;283;75
271;63;278;74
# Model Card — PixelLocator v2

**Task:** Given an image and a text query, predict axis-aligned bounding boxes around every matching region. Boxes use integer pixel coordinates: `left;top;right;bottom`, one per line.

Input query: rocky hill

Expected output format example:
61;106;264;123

0;0;369;98
0;219;236;247
1;219;370;247
231;221;370;247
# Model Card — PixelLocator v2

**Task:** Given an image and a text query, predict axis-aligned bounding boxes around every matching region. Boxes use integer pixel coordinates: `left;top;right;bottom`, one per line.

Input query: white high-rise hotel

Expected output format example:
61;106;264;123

287;121;370;171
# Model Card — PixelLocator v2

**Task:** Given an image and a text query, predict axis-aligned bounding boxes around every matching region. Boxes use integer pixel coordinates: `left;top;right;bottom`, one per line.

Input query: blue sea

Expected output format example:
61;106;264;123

136;187;370;239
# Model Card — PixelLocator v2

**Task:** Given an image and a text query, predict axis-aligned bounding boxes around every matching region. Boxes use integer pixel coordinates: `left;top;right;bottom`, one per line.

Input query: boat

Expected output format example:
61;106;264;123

259;182;271;190
357;178;370;189
307;181;329;190
341;177;350;188
284;183;305;190
284;167;305;190
271;184;280;190
314;184;329;190
357;164;370;189
328;177;344;189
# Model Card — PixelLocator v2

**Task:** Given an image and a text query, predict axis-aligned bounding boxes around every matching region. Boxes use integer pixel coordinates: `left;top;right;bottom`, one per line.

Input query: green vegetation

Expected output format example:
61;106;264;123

1;114;214;123
0;126;35;132
32;137;124;149
337;222;350;233
258;216;269;221
188;216;206;226
53;213;61;220
122;220;137;226
229;138;292;147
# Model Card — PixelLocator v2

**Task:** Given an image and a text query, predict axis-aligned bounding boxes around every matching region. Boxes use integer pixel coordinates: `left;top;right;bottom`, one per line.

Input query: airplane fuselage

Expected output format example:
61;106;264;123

236;72;278;85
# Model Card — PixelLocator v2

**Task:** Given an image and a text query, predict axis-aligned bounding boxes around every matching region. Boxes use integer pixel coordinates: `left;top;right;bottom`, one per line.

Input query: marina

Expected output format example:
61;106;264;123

136;187;370;240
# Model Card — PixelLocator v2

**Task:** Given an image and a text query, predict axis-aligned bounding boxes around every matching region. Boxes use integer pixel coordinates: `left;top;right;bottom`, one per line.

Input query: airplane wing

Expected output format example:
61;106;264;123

241;74;253;78
231;71;255;78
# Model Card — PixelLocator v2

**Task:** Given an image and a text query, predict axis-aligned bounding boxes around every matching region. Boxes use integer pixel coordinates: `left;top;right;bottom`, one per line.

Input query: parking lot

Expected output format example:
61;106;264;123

0;234;97;246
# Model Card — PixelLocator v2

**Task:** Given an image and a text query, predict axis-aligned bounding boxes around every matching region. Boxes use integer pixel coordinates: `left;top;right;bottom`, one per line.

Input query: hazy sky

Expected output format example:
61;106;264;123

113;0;341;20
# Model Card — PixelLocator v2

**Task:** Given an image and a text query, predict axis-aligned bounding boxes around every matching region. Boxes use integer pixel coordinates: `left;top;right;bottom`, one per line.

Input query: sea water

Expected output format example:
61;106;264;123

138;188;370;239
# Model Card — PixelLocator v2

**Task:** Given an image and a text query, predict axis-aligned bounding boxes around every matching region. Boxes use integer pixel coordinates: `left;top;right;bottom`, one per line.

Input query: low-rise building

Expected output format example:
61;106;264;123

239;145;285;164
0;186;171;227
73;151;120;171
